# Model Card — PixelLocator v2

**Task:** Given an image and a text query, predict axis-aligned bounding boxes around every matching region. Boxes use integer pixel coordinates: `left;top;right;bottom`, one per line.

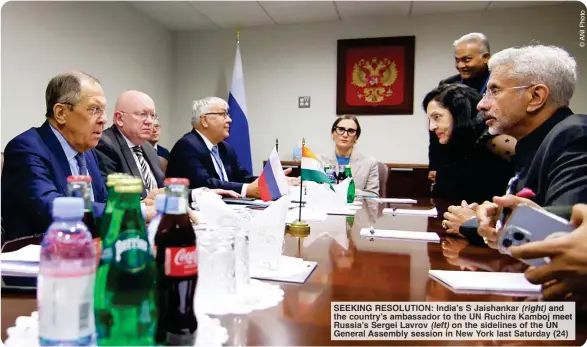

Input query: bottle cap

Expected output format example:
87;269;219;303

52;197;84;220
106;173;129;187
114;177;143;193
67;175;92;183
164;178;190;186
155;194;166;213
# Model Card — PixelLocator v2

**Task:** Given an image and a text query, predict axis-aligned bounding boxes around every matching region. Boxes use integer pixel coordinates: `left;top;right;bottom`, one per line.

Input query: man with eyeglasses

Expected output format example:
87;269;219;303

167;96;298;200
459;45;587;247
429;33;492;187
1;71;109;241
95;90;165;201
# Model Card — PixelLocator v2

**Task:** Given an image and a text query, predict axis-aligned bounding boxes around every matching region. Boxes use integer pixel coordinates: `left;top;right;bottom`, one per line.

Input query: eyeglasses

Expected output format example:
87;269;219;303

334;126;357;136
482;85;532;100
120;111;158;121
60;102;106;118
204;111;231;119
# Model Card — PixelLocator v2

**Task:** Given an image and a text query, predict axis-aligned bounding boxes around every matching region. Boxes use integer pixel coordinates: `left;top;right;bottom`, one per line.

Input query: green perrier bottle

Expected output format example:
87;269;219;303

99;173;129;241
94;177;157;346
345;166;355;203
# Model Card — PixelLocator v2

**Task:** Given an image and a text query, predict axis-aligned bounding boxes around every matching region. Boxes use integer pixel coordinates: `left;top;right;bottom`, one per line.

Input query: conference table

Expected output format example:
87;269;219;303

2;198;586;346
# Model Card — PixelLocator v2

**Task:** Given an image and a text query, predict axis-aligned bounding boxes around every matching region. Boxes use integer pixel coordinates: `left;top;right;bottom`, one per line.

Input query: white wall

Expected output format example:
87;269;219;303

174;2;587;175
1;1;174;149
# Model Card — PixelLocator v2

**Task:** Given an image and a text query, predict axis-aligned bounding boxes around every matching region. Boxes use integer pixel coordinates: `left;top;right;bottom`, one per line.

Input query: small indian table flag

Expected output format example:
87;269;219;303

301;146;331;185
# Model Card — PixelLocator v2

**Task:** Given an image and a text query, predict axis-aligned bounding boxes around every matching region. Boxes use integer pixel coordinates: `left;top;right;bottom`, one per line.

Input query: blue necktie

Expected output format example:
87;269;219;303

75;153;94;201
210;146;226;181
75;153;88;176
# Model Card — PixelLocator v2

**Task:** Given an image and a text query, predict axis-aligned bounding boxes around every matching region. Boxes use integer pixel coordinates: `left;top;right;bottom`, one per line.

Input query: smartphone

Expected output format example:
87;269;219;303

498;204;574;266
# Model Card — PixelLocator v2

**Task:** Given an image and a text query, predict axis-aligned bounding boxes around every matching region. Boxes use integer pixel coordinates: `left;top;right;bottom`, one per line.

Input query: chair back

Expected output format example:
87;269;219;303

377;162;389;198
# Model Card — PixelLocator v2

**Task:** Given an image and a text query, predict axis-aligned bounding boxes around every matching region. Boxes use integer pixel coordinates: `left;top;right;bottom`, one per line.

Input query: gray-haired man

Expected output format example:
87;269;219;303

166;96;297;200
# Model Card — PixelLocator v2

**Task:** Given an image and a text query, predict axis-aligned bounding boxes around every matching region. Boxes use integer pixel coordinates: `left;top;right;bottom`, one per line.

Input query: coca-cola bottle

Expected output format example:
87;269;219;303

154;178;198;346
67;175;100;262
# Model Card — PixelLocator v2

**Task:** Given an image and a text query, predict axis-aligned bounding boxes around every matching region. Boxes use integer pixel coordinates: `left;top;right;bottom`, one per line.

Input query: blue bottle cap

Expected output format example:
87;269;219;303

52;197;84;220
155;194;166;213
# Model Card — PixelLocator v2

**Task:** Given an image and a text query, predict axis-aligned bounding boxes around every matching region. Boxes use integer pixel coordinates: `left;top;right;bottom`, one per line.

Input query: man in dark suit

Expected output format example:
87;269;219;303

167;96;297;199
95;90;165;199
1;71;109;241
454;45;587;248
148;118;169;173
429;33;492;184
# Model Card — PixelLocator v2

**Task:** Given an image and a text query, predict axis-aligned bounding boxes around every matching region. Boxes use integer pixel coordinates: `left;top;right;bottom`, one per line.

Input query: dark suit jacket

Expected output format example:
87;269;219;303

166;129;257;192
95;126;164;198
156;145;170;160
460;107;587;245
1;121;108;241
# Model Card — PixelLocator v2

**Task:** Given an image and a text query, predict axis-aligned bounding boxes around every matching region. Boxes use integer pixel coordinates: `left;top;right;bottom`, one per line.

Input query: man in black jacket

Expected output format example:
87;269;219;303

449;44;587;247
166;96;298;199
95;90;165;199
429;33;492;184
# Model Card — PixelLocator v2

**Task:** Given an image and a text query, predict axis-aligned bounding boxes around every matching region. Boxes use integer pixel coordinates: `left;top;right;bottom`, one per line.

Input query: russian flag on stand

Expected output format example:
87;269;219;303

226;38;253;174
259;147;289;202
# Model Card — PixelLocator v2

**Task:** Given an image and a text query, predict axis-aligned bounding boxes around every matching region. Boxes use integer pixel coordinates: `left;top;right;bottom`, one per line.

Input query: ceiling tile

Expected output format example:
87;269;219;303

259;1;339;25
335;1;412;19
189;1;275;28
486;0;565;9
411;1;489;15
129;1;217;30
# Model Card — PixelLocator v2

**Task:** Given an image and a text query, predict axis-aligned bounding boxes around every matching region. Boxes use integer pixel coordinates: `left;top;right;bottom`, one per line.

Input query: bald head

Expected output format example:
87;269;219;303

115;90;154;112
113;90;157;145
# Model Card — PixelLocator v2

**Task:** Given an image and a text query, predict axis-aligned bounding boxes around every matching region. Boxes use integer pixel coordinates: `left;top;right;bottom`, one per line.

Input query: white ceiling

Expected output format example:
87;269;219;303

129;1;565;31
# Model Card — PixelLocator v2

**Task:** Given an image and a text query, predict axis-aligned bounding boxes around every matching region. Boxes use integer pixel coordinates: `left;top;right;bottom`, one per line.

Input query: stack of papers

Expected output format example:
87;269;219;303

1;245;40;278
360;228;440;242
428;270;541;296
383;207;438;217
250;256;317;284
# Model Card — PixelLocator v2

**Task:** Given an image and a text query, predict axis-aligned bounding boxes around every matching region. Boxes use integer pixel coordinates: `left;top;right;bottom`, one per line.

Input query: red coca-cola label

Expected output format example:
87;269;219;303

94;238;101;264
164;246;198;277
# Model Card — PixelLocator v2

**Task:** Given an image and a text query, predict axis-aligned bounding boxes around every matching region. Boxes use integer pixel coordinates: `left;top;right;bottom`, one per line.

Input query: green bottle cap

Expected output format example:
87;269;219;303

114;177;143;193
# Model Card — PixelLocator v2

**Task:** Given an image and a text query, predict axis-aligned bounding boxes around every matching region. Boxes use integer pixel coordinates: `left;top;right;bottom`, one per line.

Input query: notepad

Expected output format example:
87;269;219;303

1;245;40;263
1;245;41;278
382;207;437;217
375;198;417;204
360;228;440;242
428;270;541;296
251;256;317;284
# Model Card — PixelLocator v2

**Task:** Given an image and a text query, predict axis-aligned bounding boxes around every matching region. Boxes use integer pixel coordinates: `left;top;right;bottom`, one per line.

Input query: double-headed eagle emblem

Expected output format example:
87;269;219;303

351;57;398;103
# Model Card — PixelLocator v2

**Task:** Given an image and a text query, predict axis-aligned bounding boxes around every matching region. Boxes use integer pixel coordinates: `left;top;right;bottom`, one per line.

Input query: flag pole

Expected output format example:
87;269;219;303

288;137;310;237
298;138;305;222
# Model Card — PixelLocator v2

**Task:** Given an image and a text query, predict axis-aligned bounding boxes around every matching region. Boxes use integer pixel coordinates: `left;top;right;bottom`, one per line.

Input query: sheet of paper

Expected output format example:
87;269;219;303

250;256;317;284
383;207;438;217
428;270;541;296
1;262;39;278
375;198;417;204
0;245;40;263
360;228;440;242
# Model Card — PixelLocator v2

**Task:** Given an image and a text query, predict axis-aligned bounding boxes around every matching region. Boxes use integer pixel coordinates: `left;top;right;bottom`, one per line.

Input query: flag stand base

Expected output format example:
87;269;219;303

287;221;311;237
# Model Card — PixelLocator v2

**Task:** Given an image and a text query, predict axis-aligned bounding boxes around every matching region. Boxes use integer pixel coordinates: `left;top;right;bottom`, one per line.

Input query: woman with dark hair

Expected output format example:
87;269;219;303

423;84;515;205
324;115;379;196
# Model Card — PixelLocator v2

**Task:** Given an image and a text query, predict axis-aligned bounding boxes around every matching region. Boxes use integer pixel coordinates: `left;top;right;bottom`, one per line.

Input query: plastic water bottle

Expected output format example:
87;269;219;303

38;197;97;346
292;139;302;162
147;194;166;254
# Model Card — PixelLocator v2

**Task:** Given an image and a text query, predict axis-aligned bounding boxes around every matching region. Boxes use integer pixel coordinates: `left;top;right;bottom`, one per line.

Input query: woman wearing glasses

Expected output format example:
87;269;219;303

325;115;380;197
424;84;515;207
